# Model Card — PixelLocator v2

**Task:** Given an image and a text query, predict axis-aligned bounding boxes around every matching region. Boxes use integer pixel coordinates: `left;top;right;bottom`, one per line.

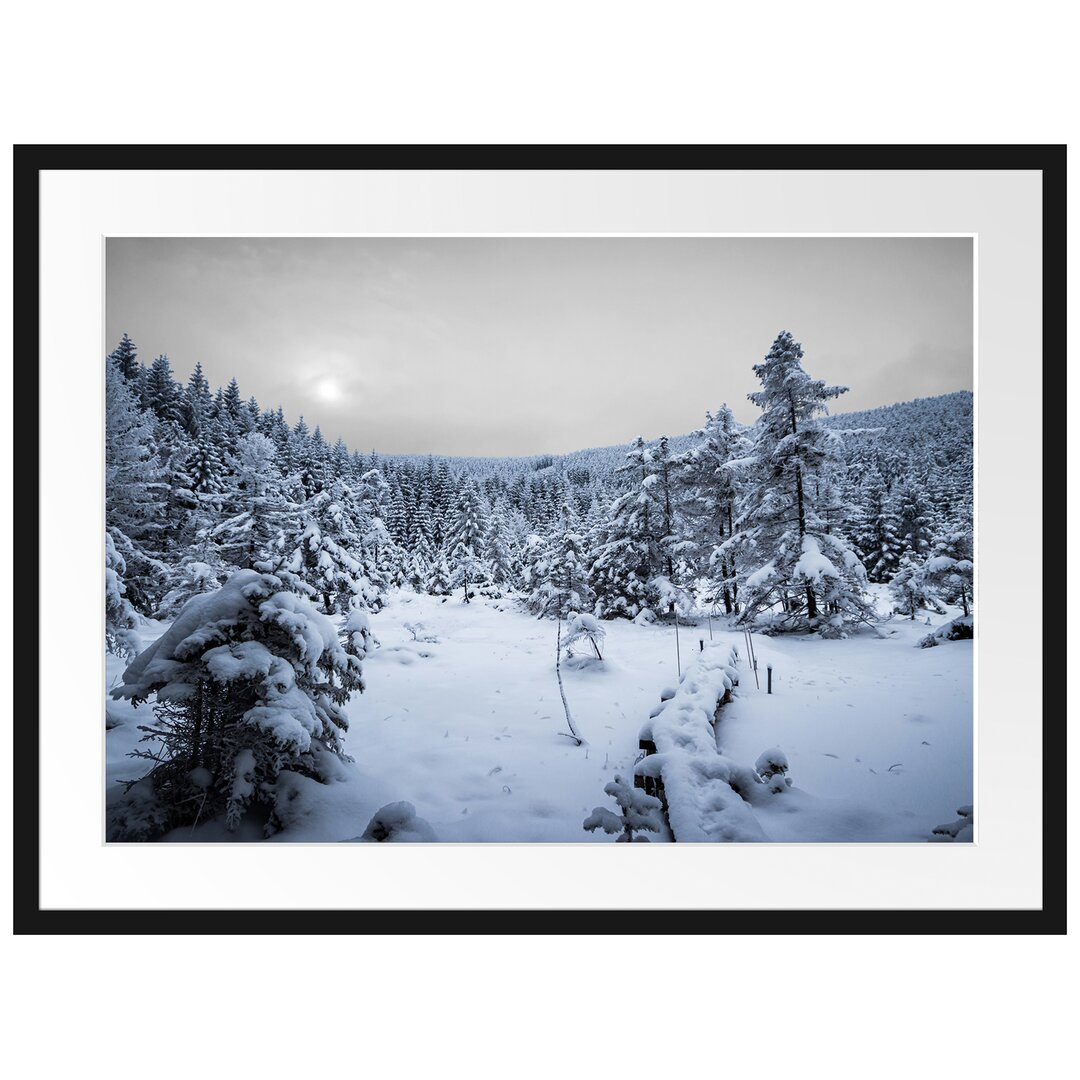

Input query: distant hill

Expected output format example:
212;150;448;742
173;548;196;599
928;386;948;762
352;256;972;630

387;390;974;486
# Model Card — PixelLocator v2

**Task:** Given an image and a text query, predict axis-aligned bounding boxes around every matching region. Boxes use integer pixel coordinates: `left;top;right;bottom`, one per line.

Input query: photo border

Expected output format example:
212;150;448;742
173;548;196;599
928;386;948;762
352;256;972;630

13;144;1066;934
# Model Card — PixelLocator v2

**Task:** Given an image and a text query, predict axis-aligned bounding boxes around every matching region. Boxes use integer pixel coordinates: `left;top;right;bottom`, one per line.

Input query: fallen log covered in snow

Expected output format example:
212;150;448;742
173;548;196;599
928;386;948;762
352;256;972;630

635;643;768;842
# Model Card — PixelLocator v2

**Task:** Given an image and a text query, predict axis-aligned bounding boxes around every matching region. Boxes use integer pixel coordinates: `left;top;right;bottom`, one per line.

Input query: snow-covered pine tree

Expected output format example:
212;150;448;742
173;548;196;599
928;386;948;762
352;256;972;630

107;332;140;382
279;481;365;613
678;404;749;614
851;466;903;582
109;569;364;838
359;512;394;610
484;508;516;588
895;478;934;558
154;557;228;619
448;484;487;601
181;361;214;437
528;503;593;618
583;774;663;841
888;551;944;619
404;548;428;592
425;551;453;596
141;354;183;425
105;351;167;613
211;431;293;570
105;529;141;658
734;331;875;636
289;416;324;499
923;529;974;617
591;437;690;620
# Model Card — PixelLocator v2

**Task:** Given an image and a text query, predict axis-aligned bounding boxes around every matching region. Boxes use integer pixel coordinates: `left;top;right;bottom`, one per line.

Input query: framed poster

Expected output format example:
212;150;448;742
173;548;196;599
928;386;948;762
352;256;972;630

13;145;1065;933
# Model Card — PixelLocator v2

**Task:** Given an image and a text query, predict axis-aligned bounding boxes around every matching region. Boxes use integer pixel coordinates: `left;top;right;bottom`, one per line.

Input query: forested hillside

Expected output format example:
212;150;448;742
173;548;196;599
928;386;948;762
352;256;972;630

106;331;973;644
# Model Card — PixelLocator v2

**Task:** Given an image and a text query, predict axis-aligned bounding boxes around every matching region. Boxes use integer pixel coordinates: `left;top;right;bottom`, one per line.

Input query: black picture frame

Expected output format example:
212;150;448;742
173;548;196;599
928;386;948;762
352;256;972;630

13;144;1066;935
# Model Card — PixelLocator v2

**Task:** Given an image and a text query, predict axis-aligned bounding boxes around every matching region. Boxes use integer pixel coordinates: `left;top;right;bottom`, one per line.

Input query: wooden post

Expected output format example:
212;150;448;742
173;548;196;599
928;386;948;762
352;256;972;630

767;663;773;694
699;638;704;652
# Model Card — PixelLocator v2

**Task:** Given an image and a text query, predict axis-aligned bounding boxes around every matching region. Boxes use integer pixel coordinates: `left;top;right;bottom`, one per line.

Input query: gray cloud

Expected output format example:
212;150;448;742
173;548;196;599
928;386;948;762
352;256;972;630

106;237;973;456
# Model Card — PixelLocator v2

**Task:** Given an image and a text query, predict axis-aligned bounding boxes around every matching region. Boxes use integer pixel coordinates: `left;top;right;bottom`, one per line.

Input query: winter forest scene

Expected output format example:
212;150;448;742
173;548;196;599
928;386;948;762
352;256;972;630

104;237;974;844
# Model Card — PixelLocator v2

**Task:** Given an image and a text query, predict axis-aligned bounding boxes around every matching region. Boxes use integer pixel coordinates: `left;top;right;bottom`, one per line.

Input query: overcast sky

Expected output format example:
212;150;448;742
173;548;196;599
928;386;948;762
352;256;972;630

106;237;973;457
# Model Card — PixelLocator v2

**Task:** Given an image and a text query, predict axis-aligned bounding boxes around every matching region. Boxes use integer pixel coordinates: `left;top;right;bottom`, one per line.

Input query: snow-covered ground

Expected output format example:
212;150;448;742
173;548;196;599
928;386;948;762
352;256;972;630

105;587;972;842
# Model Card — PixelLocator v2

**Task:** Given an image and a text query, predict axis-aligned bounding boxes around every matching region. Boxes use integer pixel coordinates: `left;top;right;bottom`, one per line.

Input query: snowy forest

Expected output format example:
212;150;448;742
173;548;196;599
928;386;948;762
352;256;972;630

105;330;975;844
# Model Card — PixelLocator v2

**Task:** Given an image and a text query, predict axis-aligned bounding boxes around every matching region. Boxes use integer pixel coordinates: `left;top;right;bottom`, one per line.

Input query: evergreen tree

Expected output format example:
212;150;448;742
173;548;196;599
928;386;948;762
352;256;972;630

732;331;874;635
105;530;140;658
109;569;364;839
211;431;293;570
107;332;140;382
851;466;903;582
528;504;593;618
484;509;516;587
924;529;974;616
448;484;487;601
895;478;934;558
583;774;663;842
280;482;365;613
679;404;748;613
142;354;183;425
181;361;214;437
426;552;453;596
591;438;689;619
105;354;167;612
889;551;944;619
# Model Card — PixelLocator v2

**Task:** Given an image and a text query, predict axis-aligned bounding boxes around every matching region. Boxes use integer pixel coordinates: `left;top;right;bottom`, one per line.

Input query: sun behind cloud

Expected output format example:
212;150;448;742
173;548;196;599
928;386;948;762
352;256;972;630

313;377;342;403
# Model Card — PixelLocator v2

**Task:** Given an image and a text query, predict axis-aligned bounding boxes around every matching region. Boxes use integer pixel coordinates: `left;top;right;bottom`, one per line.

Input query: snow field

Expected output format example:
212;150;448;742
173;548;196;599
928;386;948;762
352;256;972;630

106;587;972;842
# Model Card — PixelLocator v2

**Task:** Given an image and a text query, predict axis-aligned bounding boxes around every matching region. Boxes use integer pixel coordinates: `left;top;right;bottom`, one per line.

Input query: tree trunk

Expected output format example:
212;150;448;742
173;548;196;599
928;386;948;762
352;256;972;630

191;682;204;765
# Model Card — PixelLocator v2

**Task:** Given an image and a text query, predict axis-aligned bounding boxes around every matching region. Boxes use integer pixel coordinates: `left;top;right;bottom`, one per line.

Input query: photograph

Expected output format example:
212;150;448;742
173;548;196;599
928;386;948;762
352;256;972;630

103;235;975;845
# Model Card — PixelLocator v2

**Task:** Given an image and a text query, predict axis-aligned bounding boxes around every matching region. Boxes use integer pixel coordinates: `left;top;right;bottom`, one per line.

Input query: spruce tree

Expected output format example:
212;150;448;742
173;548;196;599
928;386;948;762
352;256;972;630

448;484;487;601
852;466;903;582
142;354;183;425
679;404;748;613
110;569;364;839
734;331;874;635
279;481;365;613
105;353;167;613
211;431;293;570
528;504;593;618
107;332;140;382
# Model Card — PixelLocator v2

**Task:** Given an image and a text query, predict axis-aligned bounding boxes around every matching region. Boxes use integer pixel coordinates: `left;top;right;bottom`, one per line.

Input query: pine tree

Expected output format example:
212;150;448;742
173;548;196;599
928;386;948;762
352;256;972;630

211;431;293;570
448;484;487;601
895;478;934;558
279;482;365;613
733;331;874;635
105;354;167;613
181;361;214;437
679;404;748;613
583;774;663;841
528;504;593;618
484;508;516;587
109;569;364;839
105;530;140;658
924;529;974;616
591;437;689;619
426;552;453;596
889;551;944;619
107;332;140;382
142;354;183;425
852;466;903;582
